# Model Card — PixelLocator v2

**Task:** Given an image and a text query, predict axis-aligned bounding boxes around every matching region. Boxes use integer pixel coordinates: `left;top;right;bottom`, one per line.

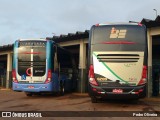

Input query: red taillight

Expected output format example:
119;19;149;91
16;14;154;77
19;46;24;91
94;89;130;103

138;22;143;26
12;69;18;83
92;88;97;91
95;24;99;26
134;92;139;94
89;65;94;78
139;89;143;92
45;69;52;84
142;66;147;78
101;41;136;44
89;78;98;86
138;65;147;85
48;69;52;78
89;65;98;86
21;52;42;54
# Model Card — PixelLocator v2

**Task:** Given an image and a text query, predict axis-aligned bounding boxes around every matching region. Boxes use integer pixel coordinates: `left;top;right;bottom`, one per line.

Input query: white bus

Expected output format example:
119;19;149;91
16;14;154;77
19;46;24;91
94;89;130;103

88;23;147;103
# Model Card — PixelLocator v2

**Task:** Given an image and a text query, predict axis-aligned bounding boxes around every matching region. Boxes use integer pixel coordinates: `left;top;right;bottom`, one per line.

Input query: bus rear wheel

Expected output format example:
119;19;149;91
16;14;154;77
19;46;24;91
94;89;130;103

60;86;65;96
60;80;65;96
25;92;33;97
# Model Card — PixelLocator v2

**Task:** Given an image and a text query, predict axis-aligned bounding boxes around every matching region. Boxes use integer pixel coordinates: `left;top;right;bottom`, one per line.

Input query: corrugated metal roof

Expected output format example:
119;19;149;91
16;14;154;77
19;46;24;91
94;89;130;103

141;15;160;28
0;44;13;52
46;30;89;43
155;15;160;22
0;30;89;52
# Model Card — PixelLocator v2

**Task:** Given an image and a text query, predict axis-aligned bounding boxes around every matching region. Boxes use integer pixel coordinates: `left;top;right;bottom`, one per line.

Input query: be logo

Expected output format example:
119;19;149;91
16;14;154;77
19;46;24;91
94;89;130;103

110;27;127;38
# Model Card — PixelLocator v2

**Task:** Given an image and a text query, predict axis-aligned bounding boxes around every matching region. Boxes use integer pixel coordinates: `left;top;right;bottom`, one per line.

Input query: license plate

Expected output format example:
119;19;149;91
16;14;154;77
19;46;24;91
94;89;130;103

112;89;123;93
28;86;34;89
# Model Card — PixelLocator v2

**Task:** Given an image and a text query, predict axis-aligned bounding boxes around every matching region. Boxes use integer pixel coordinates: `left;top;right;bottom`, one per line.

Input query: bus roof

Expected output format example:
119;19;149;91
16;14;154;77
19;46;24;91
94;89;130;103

95;22;142;27
18;38;46;41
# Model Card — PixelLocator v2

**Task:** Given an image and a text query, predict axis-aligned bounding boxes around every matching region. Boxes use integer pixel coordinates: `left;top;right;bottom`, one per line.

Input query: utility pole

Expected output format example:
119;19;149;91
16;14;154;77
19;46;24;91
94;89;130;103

153;9;157;18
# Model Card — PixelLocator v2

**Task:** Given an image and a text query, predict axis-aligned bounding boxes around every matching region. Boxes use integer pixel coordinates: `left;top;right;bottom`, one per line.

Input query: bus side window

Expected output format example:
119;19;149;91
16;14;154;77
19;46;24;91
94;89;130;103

54;46;59;73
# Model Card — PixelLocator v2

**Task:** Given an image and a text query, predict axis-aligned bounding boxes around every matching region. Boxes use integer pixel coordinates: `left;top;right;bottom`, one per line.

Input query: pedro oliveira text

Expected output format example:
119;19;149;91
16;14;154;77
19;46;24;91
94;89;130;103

133;112;158;117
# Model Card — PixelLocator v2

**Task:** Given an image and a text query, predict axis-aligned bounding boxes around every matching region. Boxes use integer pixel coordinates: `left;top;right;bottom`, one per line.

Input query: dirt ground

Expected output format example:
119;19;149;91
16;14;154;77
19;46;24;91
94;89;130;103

0;90;159;119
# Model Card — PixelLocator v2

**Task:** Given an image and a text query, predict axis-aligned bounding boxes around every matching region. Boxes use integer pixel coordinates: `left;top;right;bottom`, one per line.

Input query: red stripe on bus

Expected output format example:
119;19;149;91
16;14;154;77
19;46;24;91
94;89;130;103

101;41;136;44
21;52;42;54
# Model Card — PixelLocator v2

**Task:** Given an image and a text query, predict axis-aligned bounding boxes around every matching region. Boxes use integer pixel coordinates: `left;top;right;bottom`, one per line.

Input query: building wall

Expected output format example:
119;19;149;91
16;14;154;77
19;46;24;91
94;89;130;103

0;51;13;88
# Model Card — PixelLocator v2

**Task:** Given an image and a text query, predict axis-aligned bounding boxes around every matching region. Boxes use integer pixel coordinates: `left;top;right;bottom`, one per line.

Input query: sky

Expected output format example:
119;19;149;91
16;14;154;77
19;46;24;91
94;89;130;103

0;0;159;45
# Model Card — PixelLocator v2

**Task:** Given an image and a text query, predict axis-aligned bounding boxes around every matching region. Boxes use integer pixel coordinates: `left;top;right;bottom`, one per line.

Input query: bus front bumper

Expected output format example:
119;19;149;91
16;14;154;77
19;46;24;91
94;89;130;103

12;82;54;92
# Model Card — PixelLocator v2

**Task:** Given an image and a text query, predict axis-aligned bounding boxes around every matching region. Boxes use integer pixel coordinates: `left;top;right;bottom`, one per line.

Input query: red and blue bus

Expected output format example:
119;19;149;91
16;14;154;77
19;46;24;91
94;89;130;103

12;39;74;96
88;23;147;102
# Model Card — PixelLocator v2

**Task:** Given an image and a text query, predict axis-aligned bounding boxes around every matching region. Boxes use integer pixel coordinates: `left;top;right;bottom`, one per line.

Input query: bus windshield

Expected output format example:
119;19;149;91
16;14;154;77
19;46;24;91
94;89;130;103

18;46;46;62
91;25;146;51
17;41;46;77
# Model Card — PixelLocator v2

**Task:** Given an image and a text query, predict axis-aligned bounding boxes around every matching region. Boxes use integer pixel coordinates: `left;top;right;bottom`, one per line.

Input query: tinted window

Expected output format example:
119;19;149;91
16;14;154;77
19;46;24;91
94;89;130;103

91;25;146;51
33;47;46;61
18;47;31;62
17;41;46;77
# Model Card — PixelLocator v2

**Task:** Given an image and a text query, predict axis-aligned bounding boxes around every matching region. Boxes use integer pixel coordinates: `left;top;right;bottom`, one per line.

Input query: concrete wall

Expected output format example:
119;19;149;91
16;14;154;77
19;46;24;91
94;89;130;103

0;51;13;88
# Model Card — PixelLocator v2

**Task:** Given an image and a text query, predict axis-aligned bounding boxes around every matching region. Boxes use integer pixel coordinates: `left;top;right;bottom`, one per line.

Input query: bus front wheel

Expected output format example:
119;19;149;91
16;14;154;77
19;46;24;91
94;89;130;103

25;92;33;97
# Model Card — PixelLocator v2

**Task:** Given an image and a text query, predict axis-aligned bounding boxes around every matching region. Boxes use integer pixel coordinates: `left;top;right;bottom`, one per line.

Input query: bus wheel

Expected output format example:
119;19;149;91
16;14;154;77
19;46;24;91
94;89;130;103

91;96;98;103
60;86;65;96
25;92;33;97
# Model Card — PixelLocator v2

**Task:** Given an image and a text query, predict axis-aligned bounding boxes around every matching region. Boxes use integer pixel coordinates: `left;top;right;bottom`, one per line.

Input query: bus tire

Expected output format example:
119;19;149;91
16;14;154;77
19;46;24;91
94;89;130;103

60;86;65;96
91;96;98;103
60;80;65;96
25;92;33;97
